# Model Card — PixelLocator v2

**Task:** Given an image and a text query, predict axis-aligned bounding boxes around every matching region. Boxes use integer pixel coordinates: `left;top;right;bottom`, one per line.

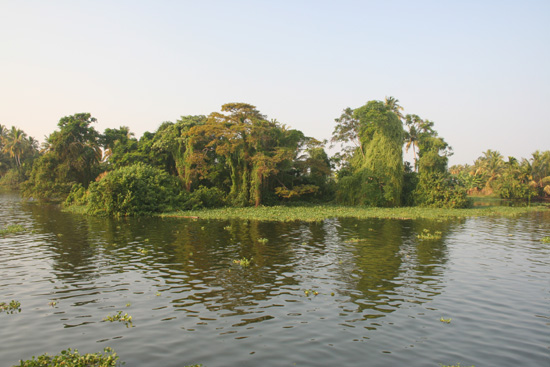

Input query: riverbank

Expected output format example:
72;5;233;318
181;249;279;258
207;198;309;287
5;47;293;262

160;204;549;222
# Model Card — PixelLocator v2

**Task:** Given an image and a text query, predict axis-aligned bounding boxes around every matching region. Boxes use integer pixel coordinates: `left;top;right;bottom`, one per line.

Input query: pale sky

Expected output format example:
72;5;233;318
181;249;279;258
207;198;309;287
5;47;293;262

1;0;549;166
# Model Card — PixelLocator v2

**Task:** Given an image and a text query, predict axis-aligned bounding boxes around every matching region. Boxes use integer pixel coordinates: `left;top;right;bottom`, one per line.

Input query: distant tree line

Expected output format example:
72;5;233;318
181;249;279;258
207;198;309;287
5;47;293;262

1;99;548;215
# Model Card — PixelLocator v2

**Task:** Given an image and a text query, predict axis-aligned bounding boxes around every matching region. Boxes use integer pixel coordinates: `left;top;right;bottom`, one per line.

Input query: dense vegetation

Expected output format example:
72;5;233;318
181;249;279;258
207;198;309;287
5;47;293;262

1;99;549;215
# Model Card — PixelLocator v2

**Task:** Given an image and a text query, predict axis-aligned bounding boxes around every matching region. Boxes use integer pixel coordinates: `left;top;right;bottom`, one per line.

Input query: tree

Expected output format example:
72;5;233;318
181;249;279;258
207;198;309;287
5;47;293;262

333;100;404;207
186;103;308;206
100;126;143;169
2;126;27;168
151;115;207;191
331;107;362;164
355;100;404;206
412;122;468;208
23;113;102;200
493;156;536;201
384;96;404;121
530;150;550;197
472;149;504;194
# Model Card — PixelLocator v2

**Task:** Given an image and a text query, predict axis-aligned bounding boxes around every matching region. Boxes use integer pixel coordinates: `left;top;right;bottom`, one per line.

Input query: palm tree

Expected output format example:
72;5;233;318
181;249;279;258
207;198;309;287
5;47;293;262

404;114;421;170
2;126;27;168
530;150;550;196
473;150;504;193
384;96;404;121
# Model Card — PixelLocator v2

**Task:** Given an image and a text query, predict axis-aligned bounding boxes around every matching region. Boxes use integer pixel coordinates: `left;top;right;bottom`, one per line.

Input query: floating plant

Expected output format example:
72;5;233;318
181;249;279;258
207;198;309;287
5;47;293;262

440;317;452;324
304;289;319;297
16;347;120;367
103;311;133;327
233;257;252;267
0;224;25;236
417;229;443;240
0;300;21;314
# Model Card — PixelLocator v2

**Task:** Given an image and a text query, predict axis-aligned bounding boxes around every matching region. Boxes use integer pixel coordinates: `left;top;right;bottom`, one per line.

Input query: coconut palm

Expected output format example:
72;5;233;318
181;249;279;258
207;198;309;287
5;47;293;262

473;150;504;193
2;126;27;167
530;150;550;196
384;96;404;121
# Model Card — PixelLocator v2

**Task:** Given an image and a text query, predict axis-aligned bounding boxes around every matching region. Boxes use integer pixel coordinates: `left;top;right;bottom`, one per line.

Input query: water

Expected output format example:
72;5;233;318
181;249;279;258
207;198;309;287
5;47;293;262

1;192;549;366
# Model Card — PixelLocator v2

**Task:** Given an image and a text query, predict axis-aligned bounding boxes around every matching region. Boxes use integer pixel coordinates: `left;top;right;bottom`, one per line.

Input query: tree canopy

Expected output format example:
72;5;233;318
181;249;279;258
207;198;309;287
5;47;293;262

1;99;547;213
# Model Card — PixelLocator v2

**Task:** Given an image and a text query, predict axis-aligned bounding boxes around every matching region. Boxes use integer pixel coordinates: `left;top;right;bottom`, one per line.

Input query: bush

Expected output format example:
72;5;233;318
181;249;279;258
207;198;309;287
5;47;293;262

190;185;226;208
64;184;88;207
86;163;183;216
335;168;387;207
0;169;26;188
413;172;470;208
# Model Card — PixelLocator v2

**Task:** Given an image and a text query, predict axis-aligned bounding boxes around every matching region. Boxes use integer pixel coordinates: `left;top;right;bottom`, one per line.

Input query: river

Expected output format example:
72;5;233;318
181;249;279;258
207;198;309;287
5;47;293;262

0;192;548;366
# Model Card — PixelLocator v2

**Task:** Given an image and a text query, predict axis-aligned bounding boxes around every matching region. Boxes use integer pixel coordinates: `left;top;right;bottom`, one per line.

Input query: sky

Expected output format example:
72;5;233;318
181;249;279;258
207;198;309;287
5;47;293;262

1;0;549;166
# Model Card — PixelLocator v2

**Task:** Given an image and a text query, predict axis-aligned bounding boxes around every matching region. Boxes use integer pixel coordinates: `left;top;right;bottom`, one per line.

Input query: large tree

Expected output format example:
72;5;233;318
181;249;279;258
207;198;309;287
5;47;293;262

23;113;101;200
187;103;308;206
333;100;404;207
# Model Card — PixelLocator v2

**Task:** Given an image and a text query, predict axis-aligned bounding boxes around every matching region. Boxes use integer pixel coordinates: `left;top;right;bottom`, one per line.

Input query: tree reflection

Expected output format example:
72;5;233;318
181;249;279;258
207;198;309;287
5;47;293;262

26;202;99;281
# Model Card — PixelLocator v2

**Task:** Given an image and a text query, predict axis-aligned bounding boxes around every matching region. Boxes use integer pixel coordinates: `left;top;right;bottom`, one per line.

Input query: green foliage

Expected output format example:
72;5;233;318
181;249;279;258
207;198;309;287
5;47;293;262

332;99;404;207
14;347;120;367
22;154;70;201
0;224;25;236
541;236;550;243
275;184;319;200
417;229;443;240
413;172;470;208
335;168;387;206
163;204;547;222
85;163;183;216
187;185;226;208
233;257;252;267
22;113;101;201
1;300;21;314
64;184;88;207
355;100;404;206
103;311;133;327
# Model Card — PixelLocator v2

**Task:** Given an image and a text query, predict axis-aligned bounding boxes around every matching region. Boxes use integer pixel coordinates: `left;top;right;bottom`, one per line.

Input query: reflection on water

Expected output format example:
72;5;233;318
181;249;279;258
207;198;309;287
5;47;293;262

1;192;549;367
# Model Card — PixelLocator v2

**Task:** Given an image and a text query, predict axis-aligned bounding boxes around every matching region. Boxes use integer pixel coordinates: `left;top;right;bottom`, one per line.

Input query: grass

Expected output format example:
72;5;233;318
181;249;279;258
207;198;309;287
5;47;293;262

161;204;549;222
0;224;25;236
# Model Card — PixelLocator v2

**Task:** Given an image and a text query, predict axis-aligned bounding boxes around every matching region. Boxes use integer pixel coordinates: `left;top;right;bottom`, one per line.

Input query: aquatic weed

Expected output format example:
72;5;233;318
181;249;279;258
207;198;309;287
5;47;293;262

233;257;252;267
15;347;120;367
417;229;443;240
161;205;548;222
0;300;21;314
541;236;550;243
103;311;133;327
0;224;25;236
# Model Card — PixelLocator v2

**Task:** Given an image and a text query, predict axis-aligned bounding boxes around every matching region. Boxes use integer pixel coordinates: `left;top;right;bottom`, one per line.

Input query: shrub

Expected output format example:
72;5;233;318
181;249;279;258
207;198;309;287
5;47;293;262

413;172;470;208
189;185;226;208
64;183;88;207
335;168;387;207
86;163;183;216
0;169;26;188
